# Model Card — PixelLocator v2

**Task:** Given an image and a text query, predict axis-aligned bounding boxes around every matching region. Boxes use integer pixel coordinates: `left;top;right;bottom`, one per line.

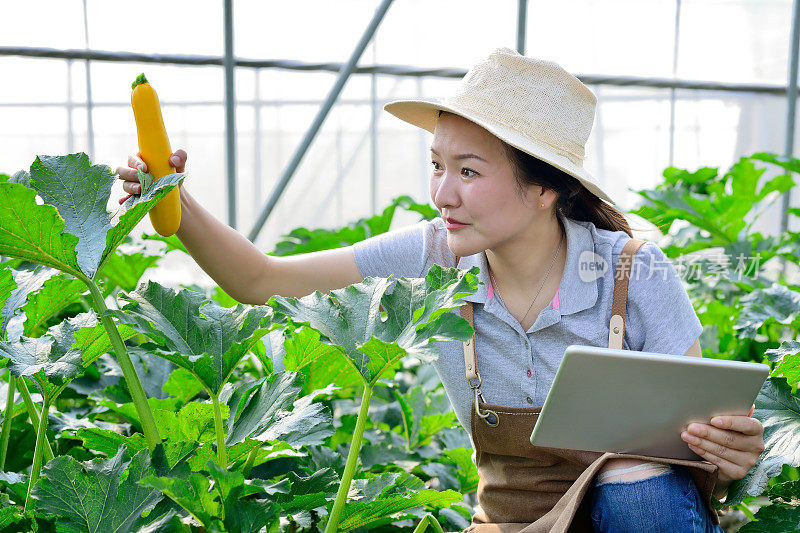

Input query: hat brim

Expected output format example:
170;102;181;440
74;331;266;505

384;99;616;206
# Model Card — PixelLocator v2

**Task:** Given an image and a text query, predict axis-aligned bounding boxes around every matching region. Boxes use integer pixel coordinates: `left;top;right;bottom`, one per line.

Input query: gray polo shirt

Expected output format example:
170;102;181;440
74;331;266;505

268;211;703;441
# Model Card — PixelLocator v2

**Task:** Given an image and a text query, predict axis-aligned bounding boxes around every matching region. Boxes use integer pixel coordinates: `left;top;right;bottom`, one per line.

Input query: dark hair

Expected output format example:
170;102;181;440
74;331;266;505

434;110;639;236
502;142;634;237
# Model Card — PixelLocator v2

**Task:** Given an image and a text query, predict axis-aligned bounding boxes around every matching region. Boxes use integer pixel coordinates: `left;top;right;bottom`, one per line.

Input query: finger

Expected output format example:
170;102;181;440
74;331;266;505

122;181;141;195
687;422;764;452
170;149;187;173
115;166;140;182
127;153;147;173
686;443;750;482
682;429;759;465
709;415;763;436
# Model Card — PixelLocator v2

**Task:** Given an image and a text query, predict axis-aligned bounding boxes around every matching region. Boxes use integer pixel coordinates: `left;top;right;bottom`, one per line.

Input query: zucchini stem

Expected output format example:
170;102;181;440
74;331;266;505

17;379;54;462
0;374;15;469
325;384;372;533
80;274;161;450
24;398;50;511
211;393;228;467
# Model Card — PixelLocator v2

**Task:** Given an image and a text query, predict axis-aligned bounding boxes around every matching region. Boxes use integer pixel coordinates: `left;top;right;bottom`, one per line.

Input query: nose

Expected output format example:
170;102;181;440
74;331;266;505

431;167;461;211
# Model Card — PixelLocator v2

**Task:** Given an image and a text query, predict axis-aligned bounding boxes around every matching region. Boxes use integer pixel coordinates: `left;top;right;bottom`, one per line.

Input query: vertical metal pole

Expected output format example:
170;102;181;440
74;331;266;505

247;0;395;242
224;0;237;229
780;0;800;236
668;0;682;167
417;77;428;202
517;0;528;55
370;40;378;215
81;0;95;161
254;69;262;219
66;59;74;154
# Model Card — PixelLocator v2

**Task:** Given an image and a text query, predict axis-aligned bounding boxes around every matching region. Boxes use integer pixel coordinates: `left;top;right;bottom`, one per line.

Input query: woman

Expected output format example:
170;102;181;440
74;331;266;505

117;48;765;532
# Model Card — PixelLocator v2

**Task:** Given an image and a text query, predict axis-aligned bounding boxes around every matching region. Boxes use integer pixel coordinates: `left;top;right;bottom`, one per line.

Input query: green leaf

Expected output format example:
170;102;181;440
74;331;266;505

106;281;273;394
270;195;435;256
269;265;478;386
26;154;118;278
225;371;334;446
738;503;800;532
141;233;188;256
16;271;87;338
96;247;161;293
735;285;800;339
441;447;479;493
0;311;96;400
152;400;226;443
282;326;362;393
726;378;800;504
336;472;462;532
77;428;147;458
32;446;164;533
0;266;45;341
767;341;800;388
141;461;280;532
0;153;184;281
162;367;204;405
0;180;83;277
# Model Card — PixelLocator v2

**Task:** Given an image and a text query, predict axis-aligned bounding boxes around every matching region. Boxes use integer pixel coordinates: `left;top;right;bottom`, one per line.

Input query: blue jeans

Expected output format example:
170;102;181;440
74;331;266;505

590;465;724;533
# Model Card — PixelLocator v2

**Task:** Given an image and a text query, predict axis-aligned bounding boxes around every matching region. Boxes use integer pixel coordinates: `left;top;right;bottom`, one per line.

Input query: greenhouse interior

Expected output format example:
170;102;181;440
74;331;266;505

0;0;799;531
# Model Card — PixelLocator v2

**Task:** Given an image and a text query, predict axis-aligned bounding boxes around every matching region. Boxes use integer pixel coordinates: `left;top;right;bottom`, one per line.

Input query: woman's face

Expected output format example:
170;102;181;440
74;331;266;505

429;112;552;257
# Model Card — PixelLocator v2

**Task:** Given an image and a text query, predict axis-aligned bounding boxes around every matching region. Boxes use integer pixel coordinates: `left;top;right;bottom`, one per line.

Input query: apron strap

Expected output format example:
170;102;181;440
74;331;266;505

455;256;480;382
608;238;646;349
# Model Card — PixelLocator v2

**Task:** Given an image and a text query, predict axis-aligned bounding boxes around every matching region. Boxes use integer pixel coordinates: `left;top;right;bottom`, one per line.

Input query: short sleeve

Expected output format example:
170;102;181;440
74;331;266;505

623;242;703;356
352;218;452;280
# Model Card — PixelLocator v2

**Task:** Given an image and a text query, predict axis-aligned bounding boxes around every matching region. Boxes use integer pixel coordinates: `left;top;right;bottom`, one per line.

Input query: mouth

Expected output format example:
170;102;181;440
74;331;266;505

444;217;468;229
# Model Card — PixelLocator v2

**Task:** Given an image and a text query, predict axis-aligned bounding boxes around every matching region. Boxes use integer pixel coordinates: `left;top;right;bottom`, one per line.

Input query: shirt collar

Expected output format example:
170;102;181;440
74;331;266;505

455;211;599;317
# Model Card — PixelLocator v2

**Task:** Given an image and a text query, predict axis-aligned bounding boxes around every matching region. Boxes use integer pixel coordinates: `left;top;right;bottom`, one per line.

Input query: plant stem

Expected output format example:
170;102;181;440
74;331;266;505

412;515;444;533
211;393;228;467
243;446;258;478
16;379;54;462
0;374;15;469
24;397;49;511
325;385;372;533
80;274;160;451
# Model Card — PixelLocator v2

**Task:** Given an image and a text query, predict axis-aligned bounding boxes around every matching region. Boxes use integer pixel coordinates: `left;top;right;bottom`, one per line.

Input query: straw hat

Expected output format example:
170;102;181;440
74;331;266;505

384;47;615;206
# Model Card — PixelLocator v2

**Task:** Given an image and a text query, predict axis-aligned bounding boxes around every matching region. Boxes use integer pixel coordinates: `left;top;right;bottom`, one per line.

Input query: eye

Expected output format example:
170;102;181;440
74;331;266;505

431;161;443;172
461;167;478;178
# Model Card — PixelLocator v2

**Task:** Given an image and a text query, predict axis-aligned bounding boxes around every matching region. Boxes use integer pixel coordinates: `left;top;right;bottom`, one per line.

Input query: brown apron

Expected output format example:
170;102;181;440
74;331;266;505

458;238;719;533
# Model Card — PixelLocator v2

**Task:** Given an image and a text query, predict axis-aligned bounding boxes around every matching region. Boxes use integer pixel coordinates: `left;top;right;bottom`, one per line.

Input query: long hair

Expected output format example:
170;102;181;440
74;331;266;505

502;143;634;237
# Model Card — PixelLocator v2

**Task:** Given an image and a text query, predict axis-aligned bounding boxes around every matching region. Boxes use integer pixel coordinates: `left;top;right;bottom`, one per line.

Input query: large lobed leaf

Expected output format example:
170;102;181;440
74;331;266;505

726;378;800;505
269;265;478;386
32;446;165;533
106;281;274;394
335;471;462;532
0;153;184;280
141;461;280;533
225;371;334;447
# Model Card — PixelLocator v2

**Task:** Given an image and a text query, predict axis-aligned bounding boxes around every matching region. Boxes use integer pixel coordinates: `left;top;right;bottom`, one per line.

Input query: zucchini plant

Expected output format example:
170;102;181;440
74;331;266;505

0;153;478;532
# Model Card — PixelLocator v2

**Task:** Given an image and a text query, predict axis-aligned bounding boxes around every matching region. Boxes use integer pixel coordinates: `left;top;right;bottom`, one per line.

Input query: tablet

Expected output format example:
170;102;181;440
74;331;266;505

529;345;770;460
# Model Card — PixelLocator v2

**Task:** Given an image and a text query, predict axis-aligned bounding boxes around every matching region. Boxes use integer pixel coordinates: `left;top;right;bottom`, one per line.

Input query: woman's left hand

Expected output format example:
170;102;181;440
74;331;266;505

680;405;765;492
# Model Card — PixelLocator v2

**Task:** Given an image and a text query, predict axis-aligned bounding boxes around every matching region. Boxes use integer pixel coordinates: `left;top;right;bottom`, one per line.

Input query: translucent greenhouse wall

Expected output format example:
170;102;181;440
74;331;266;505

0;0;796;288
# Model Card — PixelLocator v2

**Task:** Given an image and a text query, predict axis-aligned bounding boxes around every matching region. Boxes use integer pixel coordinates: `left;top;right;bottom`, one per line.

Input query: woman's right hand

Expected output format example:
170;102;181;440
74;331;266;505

116;149;187;205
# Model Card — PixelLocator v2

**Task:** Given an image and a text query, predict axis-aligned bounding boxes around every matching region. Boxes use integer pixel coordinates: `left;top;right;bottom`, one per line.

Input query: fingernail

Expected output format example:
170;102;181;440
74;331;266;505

170;156;179;165
137;164;144;171
711;417;722;425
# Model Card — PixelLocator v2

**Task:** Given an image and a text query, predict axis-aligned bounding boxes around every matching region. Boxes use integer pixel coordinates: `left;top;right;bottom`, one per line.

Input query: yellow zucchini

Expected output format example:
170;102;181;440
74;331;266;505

130;73;181;236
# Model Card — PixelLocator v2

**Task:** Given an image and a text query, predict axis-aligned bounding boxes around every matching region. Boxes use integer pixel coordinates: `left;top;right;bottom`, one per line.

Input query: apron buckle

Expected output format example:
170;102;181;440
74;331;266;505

474;387;499;426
